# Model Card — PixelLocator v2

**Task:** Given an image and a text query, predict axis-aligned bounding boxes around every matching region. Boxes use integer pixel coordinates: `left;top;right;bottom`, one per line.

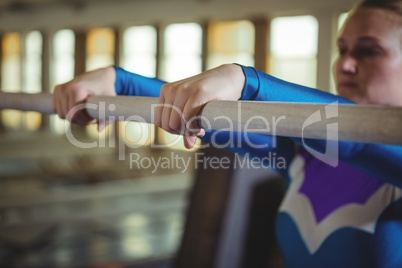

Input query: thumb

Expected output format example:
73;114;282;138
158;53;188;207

97;120;110;132
183;135;198;149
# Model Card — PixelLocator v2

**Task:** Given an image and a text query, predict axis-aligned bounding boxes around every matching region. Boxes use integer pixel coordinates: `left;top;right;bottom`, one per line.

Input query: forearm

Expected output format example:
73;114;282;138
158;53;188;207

114;66;165;97
239;65;353;104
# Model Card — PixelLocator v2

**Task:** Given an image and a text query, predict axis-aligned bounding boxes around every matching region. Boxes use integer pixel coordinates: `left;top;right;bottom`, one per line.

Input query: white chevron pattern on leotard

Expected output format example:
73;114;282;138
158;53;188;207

279;154;402;254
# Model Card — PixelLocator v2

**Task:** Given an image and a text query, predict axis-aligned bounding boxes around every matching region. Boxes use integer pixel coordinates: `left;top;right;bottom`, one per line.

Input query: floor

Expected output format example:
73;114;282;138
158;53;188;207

0;130;195;268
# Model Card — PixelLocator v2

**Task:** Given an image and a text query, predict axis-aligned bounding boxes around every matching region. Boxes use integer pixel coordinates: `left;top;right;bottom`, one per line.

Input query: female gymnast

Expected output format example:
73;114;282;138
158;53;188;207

53;0;402;266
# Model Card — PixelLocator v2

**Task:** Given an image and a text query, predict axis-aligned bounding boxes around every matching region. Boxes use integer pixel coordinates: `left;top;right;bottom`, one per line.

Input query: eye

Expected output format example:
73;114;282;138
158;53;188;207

362;48;380;56
338;47;347;56
355;46;383;58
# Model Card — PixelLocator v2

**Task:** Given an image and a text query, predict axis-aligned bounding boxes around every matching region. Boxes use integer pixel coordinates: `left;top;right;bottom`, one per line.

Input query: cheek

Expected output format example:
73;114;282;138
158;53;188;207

364;64;402;104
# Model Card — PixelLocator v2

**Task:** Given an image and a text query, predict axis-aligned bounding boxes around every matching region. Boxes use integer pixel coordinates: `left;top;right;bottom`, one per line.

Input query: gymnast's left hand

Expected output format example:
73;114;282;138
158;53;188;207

154;64;245;149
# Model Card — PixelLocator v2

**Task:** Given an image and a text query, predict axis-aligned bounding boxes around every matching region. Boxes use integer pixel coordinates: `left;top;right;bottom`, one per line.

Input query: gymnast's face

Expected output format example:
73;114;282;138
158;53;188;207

334;7;402;105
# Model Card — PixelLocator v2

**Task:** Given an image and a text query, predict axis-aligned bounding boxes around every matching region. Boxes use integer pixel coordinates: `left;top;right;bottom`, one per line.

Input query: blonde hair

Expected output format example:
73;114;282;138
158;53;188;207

358;0;402;16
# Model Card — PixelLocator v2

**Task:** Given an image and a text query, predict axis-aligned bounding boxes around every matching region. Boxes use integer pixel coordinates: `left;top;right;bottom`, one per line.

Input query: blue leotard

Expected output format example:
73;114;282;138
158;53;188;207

114;65;402;268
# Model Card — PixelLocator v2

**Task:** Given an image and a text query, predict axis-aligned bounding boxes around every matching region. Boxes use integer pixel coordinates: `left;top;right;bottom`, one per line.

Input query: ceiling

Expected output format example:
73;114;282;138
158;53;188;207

0;0;99;12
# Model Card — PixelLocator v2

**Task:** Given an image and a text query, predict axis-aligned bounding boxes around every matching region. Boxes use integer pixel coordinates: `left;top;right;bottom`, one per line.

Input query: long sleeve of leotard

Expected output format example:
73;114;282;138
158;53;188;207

114;67;163;97
113;66;402;187
239;65;402;187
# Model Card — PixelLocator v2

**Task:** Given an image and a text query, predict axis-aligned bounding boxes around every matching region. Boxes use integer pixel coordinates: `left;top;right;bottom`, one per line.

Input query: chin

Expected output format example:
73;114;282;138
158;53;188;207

338;93;368;104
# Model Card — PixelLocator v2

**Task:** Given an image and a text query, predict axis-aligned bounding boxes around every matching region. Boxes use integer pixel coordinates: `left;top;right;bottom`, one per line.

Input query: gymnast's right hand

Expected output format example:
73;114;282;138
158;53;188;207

53;66;116;128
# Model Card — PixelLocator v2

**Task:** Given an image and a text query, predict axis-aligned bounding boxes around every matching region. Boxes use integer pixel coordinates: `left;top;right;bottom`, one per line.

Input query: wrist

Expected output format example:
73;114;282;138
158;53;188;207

223;63;246;99
236;65;260;101
102;66;117;95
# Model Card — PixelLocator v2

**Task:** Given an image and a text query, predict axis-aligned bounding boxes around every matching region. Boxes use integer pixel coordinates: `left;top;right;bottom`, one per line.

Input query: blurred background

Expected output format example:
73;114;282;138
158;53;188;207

0;0;357;267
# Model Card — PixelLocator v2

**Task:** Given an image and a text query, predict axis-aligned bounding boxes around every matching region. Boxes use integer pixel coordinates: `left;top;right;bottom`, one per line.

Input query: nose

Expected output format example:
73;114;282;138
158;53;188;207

337;54;357;74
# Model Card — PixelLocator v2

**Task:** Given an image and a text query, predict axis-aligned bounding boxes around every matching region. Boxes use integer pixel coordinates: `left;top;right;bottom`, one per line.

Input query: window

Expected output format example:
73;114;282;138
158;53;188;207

270;16;318;88
51;29;75;134
22;31;43;131
23;31;42;95
1;31;43;131
121;26;157;147
86;28;115;139
53;30;75;87
159;23;203;150
123;26;157;77
86;28;115;71
1;33;23;129
207;20;255;69
161;23;202;82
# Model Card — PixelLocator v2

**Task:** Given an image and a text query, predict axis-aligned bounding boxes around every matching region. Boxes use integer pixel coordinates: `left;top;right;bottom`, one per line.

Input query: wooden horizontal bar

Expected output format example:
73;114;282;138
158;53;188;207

0;92;54;114
0;92;401;145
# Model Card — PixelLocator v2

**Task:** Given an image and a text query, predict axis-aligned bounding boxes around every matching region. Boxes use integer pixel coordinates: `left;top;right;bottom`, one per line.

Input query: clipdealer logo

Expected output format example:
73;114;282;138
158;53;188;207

129;151;287;174
64;100;340;167
301;101;339;167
